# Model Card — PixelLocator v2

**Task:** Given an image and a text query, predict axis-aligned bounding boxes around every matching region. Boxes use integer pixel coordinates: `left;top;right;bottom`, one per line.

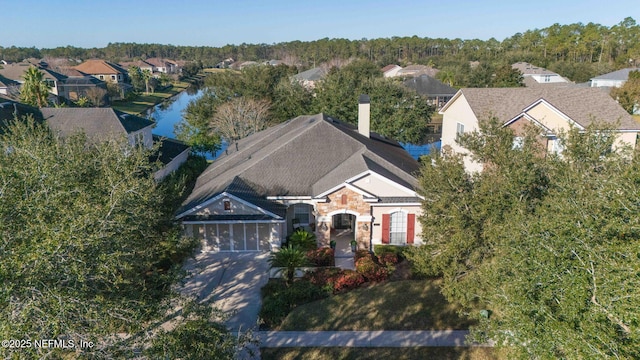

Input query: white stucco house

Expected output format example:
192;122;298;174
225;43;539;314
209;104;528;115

590;67;640;88
440;87;640;173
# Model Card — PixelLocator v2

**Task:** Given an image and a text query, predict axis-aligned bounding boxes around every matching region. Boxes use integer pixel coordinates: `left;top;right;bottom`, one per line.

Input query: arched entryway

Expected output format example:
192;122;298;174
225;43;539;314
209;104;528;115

326;211;358;258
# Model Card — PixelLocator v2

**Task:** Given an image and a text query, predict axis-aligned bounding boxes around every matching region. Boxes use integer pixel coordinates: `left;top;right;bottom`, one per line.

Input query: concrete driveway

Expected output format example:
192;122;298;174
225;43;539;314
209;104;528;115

180;251;270;332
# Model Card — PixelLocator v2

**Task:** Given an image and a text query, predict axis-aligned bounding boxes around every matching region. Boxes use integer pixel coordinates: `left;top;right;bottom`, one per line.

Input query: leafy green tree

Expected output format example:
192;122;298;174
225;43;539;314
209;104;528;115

174;88;226;156
0;116;203;356
313;60;433;143
146;299;256;360
408;119;640;359
271;78;314;121
19;66;51;107
610;70;640;114
127;65;145;91
491;64;524;87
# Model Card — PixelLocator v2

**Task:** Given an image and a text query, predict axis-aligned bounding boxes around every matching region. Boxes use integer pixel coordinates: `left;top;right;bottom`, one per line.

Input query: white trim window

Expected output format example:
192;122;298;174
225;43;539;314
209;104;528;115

389;211;407;245
293;204;311;226
456;122;465;142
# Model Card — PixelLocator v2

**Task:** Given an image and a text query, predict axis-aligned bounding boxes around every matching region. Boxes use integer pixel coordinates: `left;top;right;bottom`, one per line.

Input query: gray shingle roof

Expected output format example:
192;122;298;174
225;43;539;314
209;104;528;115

455;87;640;130
178;113;421;216
403;74;457;96
40;108;154;139
512;62;558;76
151;135;190;165
591;68;640;81
293;67;327;81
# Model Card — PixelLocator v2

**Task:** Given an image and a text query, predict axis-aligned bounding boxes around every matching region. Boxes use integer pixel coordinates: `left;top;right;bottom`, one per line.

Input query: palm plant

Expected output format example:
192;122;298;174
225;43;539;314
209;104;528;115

268;246;309;286
288;228;317;251
20;67;51;107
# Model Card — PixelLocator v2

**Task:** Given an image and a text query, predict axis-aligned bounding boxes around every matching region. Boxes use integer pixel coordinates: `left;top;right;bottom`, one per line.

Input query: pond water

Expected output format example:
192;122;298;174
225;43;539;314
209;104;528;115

147;87;203;138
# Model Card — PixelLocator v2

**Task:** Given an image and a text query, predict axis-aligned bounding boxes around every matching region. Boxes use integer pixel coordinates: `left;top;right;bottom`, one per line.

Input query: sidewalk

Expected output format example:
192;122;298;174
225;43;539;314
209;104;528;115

257;330;492;348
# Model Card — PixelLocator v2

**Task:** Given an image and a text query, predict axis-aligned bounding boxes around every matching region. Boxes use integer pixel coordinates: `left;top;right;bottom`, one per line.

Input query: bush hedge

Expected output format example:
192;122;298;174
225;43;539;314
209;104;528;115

259;280;330;329
306;247;335;267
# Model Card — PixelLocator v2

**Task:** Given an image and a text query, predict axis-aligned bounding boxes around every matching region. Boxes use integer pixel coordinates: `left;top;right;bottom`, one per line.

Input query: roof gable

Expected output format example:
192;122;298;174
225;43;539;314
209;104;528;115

448;87;639;131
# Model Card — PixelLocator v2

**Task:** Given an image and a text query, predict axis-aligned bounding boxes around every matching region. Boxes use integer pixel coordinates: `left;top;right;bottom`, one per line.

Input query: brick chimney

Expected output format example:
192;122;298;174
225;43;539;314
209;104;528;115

358;94;370;138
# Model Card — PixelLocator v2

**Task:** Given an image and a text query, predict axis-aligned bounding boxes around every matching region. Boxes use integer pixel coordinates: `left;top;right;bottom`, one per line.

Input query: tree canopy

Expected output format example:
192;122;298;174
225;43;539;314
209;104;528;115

0;116;247;358
407;119;640;359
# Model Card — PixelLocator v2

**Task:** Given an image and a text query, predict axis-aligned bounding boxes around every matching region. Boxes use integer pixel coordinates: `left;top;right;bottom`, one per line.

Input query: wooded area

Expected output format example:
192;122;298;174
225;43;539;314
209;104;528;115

3;17;639;84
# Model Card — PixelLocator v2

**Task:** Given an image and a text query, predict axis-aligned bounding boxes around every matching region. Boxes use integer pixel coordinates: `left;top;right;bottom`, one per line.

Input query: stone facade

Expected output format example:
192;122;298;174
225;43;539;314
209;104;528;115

315;187;372;249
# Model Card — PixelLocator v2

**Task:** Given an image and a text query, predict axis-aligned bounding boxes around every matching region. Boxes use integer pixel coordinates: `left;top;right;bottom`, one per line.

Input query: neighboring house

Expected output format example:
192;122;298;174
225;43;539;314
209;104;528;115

74;59;128;84
0;100;189;180
144;58;177;74
512;62;570;85
292;67;327;89
119;60;155;73
382;64;402;78
176;96;423;252
590;67;640;88
440;87;640;173
403;74;457;109
0;62;69;103
395;65;439;78
55;68;109;104
0;76;19;96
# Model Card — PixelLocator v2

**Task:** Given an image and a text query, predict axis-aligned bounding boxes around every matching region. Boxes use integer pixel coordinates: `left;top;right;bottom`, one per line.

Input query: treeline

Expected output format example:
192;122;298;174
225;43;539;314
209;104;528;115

2;17;638;80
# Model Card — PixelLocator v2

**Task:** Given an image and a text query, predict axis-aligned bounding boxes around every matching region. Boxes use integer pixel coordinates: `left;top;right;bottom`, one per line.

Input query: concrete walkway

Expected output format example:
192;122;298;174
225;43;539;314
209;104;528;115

257;330;491;347
333;229;355;270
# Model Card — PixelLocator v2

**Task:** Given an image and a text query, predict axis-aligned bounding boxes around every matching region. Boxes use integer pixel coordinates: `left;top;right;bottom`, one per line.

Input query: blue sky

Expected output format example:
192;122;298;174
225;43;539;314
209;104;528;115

2;0;639;49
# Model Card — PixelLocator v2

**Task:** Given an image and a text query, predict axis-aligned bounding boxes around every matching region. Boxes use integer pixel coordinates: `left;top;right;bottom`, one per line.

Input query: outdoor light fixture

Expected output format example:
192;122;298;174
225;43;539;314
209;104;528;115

362;223;369;231
320;222;328;231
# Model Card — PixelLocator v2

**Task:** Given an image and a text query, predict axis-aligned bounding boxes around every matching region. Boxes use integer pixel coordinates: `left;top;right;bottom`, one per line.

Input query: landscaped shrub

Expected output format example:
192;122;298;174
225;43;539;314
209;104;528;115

378;252;399;267
374;244;407;259
288;228;317;251
355;256;389;282
354;249;373;261
305;247;334;267
303;267;365;294
304;267;342;292
332;270;365;293
259;279;330;329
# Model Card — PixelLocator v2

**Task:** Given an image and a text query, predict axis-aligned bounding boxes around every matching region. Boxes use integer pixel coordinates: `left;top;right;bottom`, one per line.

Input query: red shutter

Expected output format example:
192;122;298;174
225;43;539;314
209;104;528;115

381;214;390;244
406;214;415;244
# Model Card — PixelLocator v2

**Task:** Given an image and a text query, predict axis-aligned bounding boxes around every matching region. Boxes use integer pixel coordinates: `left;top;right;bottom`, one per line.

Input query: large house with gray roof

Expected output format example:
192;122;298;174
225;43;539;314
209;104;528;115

176;96;424;252
440;87;640;172
0;100;189;180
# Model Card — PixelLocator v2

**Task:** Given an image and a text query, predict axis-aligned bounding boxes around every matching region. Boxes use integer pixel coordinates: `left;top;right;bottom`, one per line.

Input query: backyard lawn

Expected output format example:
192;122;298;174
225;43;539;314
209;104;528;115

261;347;498;360
278;279;476;331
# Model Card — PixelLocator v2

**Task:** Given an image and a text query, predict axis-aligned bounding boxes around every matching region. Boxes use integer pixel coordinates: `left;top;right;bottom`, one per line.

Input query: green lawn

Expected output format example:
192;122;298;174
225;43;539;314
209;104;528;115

112;81;191;115
261;347;498;360
278;279;476;331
